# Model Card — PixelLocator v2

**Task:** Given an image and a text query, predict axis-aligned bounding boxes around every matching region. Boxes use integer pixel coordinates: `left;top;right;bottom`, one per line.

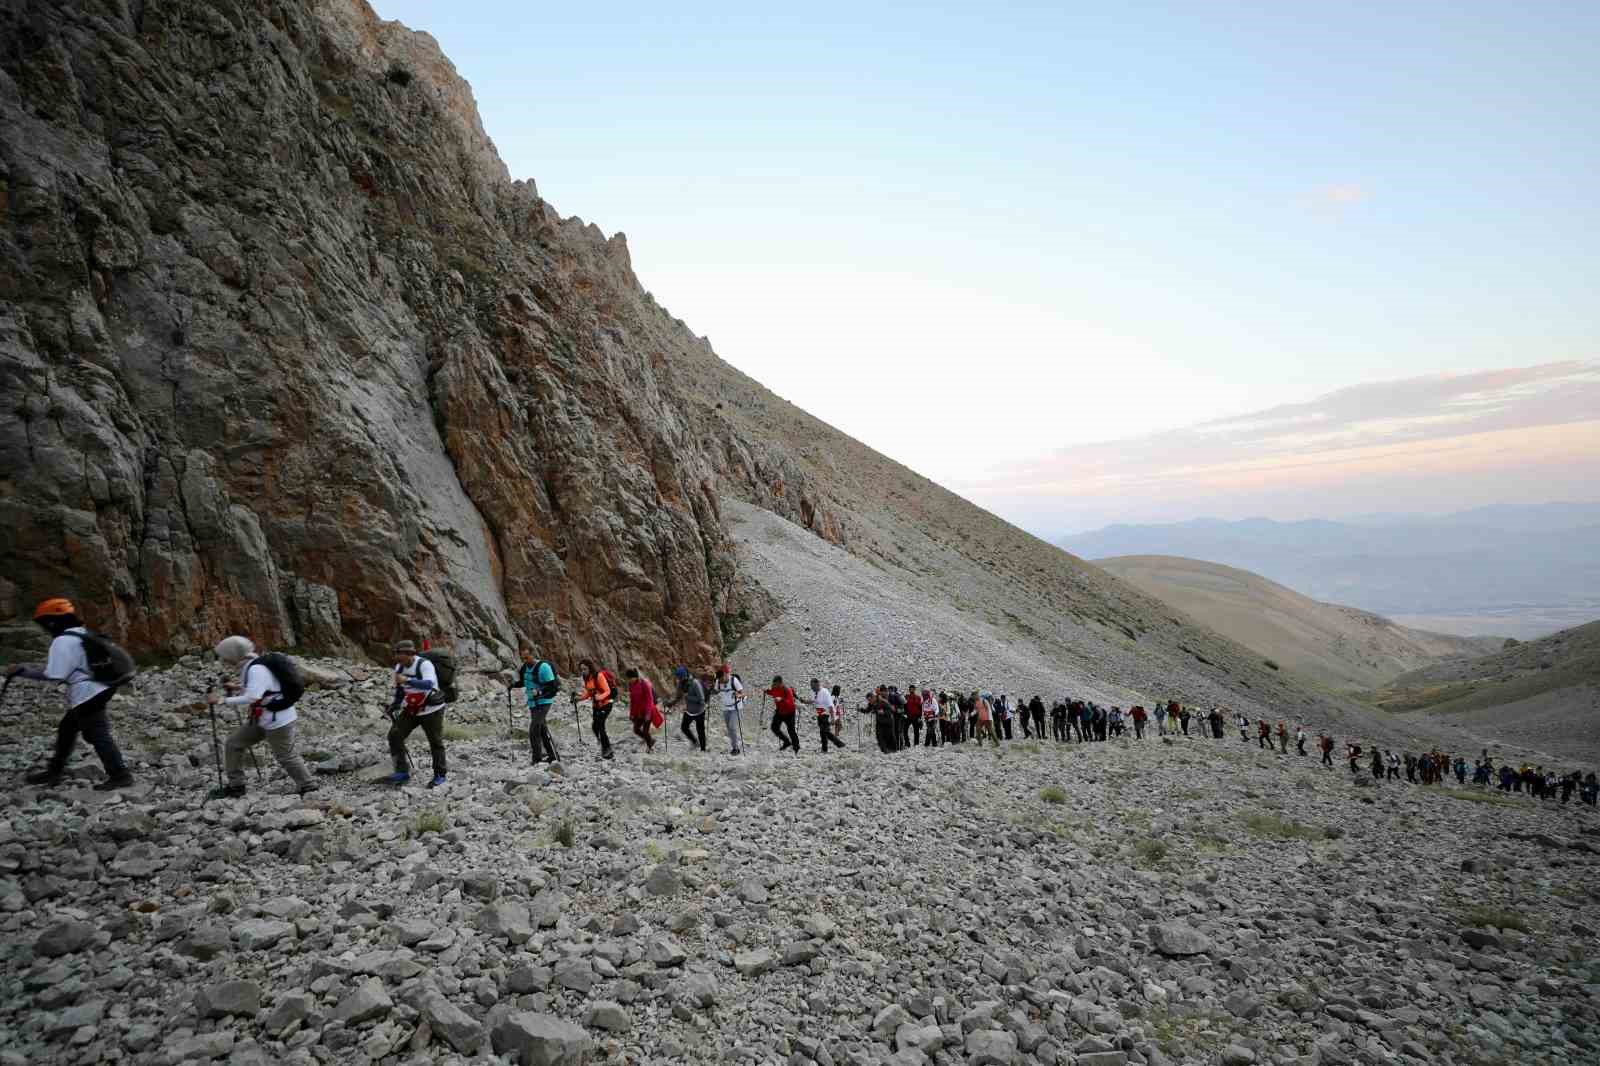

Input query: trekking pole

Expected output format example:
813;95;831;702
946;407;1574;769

207;696;224;789
760;692;769;750
570;692;584;748
385;707;414;776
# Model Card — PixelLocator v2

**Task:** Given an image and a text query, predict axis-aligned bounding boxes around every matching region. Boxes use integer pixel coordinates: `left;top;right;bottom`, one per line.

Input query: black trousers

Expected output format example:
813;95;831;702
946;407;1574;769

1019;714;1032;739
528;705;555;762
910;719;923;746
1134;720;1145;739
390;709;447;775
681;713;706;751
1000;718;1013;740
50;690;127;777
772;712;799;751
817;715;841;752
924;719;938;747
592;704;614;754
1051;714;1067;741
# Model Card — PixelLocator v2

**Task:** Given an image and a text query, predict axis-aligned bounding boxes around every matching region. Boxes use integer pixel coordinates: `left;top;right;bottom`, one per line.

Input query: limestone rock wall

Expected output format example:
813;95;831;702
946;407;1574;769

0;0;834;669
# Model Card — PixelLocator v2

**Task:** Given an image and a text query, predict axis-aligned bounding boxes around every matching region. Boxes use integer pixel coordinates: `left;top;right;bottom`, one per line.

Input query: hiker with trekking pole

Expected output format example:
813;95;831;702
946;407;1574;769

576;660;620;760
711;664;745;755
764;675;801;754
664;666;708;752
514;647;560;765
384;640;449;788
625;667;663;752
7;597;136;790
206;636;317;799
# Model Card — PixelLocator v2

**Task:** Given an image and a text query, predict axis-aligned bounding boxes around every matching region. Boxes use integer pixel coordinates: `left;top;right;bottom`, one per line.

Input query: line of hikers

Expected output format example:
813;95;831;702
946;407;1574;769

7;598;1599;811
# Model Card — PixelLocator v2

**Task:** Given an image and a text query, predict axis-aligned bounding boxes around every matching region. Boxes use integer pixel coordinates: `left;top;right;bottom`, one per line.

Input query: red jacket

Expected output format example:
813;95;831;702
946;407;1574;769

906;693;923;717
1131;706;1147;721
765;686;796;714
628;678;656;721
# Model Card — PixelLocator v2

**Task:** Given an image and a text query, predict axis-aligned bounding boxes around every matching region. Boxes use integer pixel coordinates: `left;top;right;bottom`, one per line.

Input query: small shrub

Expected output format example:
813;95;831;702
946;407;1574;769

1461;905;1530;933
385;64;413;86
1134;839;1168;867
415;809;447;835
1444;789;1520;808
1040;786;1068;805
553;815;576;849
1241;812;1322;841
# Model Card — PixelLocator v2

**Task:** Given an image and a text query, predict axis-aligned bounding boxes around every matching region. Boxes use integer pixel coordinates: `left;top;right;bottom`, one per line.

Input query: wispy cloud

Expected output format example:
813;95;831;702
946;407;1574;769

960;361;1600;531
1309;182;1369;216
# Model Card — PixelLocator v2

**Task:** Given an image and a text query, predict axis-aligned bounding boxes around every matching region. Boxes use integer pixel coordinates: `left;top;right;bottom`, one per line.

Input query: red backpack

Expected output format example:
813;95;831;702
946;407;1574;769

600;668;622;706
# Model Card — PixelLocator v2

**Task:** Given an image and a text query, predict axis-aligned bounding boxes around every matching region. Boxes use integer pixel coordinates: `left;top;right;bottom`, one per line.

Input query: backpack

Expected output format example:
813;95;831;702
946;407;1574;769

536;660;559;700
252;652;305;713
600;668;623;706
75;631;136;688
420;650;456;703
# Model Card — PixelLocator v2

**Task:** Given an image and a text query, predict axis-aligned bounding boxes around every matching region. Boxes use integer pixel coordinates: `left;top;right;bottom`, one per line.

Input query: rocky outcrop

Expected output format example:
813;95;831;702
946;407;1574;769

0;0;836;668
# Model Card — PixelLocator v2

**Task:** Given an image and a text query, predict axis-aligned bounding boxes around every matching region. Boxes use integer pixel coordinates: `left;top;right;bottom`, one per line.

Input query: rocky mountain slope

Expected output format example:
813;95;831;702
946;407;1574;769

1093;556;1499;692
2;0;1380;735
1364;620;1600;764
0;657;1595;1066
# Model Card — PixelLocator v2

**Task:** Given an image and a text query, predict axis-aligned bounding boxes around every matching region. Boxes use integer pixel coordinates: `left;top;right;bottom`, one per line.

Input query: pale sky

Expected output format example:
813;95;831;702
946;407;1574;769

374;1;1598;525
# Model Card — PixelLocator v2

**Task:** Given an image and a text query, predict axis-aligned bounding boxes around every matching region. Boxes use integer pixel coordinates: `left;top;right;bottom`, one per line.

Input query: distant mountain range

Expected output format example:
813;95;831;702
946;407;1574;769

1059;503;1600;639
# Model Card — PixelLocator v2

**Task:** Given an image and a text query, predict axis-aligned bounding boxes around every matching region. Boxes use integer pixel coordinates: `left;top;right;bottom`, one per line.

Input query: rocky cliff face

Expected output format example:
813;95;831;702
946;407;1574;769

0;0;836;667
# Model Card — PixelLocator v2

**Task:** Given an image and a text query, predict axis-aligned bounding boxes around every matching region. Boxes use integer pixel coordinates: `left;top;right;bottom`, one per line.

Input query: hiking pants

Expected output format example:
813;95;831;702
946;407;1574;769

591;704;614;755
390;710;446;776
1297;738;1307;756
630;716;654;750
924;720;937;747
1019;715;1032;739
1033;708;1045;737
772;712;799;751
225;719;313;789
1387;767;1399;780
1322;749;1333;766
681;713;706;751
723;705;744;753
528;704;554;763
911;719;923;746
897;717;911;749
1001;718;1013;740
1052;714;1067;742
48;690;127;778
976;721;998;747
1278;736;1288;753
1134;720;1145;740
817;715;841;752
1071;718;1085;742
1181;716;1191;736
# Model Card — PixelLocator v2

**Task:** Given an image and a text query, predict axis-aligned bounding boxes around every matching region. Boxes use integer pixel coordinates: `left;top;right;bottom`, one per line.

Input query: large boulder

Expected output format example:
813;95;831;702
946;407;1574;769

491;1012;593;1066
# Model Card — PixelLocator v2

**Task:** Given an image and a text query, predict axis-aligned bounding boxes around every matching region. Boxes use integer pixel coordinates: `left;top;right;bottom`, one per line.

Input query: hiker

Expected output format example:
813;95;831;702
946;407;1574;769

576;660;617;760
665;667;708;752
206;636;316;798
1295;724;1307;756
996;694;1014;740
808;679;842;752
1319;733;1334;766
906;685;925;746
1370;747;1384;780
626;668;658;752
386;640;448;787
1275;721;1288;754
922;688;938;747
711;664;745;755
1029;694;1046;738
1347;743;1361;773
1131;704;1147;740
833;685;848;743
1256;719;1272;749
1051;699;1068;742
1237;714;1251;742
1581;772;1598;806
974;691;998;747
515;647;559;765
1385;751;1400;781
1167;700;1181;734
1454;757;1468;785
764;676;801;753
1404;754;1417;782
1178;704;1192;736
7;597;134;790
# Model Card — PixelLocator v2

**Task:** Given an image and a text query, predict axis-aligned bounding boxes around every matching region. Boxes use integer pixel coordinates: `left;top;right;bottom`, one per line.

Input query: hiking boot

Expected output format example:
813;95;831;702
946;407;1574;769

384;771;410;786
427;774;447;789
297;782;320;796
24;768;62;787
94;774;136;791
601;750;614;761
207;783;246;800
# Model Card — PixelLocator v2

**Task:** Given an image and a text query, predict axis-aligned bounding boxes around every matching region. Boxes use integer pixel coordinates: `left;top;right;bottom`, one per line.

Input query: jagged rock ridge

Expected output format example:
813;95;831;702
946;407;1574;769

0;0;833;668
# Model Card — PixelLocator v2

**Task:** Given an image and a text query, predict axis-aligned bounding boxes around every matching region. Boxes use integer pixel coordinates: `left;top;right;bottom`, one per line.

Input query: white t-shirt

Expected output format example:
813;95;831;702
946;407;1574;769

47;629;109;709
811;688;834;715
713;675;744;712
224;660;297;730
394;656;442;717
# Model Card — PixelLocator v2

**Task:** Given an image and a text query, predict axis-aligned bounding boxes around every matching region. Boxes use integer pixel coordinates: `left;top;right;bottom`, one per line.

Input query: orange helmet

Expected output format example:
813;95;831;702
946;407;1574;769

33;597;77;620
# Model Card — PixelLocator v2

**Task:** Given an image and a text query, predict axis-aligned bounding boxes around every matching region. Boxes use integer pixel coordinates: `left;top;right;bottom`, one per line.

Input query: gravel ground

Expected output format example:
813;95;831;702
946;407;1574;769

0;653;1597;1066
